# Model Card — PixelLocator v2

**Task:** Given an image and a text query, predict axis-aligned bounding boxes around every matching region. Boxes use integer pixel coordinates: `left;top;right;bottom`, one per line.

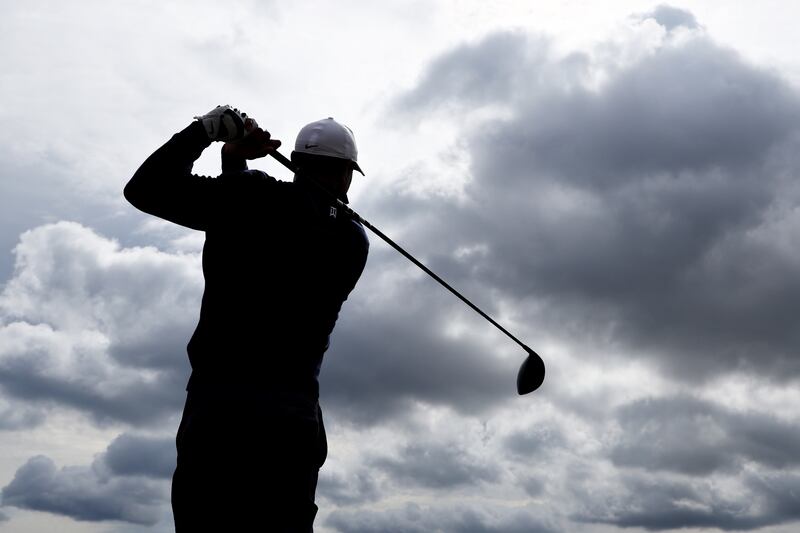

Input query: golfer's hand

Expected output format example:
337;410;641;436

222;124;282;160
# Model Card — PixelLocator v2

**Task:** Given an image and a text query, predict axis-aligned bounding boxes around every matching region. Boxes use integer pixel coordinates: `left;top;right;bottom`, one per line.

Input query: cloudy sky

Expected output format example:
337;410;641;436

2;1;800;531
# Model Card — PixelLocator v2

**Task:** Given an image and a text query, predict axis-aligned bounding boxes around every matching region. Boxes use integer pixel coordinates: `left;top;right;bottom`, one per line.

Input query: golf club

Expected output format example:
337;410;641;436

268;149;545;395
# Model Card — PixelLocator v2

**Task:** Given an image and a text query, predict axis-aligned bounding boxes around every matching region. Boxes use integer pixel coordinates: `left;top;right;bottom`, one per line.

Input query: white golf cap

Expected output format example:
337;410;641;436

294;117;364;175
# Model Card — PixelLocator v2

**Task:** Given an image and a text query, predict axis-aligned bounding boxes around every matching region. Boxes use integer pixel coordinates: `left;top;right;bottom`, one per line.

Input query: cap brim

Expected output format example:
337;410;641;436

352;161;365;175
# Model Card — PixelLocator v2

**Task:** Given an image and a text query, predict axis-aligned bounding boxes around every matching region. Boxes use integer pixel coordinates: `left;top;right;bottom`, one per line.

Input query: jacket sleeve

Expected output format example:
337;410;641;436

124;121;223;231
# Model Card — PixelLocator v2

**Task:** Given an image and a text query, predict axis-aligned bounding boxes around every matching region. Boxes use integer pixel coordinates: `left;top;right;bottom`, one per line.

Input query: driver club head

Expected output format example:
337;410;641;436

517;348;545;395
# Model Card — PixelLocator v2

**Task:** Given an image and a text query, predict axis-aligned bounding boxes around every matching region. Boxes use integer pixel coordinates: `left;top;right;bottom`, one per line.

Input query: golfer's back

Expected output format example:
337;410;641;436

186;170;369;400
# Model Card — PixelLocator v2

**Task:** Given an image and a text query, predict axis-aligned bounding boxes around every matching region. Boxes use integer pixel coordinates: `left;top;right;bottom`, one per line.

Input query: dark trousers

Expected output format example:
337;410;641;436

172;380;327;532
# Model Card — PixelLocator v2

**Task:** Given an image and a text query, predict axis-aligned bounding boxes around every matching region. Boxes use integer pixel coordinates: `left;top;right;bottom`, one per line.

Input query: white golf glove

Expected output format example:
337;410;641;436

194;105;258;142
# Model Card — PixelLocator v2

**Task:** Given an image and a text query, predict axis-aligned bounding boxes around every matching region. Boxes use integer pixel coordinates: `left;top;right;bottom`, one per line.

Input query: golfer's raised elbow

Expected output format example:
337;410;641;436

123;178;142;208
123;171;155;213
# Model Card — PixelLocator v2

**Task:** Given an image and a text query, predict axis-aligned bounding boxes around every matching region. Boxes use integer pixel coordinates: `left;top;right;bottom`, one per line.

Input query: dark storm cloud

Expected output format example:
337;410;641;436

1;432;173;524
110;325;194;372
573;471;800;531
609;395;800;476
369;441;500;489
476;40;798;184
321;262;519;424
103;433;175;479
394;31;539;113
561;393;800;530
390;16;800;381
1;454;167;525
326;501;556;533
0;352;186;426
0;403;44;430
519;476;545;497
503;425;565;458
745;472;800;525
318;469;381;506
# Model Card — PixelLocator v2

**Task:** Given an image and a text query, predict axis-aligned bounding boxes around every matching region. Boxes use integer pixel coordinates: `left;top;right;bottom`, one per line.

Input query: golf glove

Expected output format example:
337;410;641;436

194;105;258;142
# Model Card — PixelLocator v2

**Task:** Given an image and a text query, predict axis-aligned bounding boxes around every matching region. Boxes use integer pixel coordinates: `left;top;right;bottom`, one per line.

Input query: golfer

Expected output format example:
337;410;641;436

124;105;369;531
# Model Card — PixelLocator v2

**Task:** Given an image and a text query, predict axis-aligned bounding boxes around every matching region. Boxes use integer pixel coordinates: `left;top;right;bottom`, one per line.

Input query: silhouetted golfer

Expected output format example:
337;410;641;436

124;106;368;532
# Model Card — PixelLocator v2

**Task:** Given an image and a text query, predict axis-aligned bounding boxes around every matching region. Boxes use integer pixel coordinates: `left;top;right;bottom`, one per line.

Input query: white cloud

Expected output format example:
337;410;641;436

0;222;199;425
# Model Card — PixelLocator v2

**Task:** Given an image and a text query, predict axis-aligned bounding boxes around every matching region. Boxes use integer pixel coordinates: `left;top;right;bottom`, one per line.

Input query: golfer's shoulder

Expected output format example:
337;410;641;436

229;169;277;184
218;169;280;193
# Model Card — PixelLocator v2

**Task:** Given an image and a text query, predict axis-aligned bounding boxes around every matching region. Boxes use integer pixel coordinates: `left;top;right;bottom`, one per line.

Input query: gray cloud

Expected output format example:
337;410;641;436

335;15;800;529
476;41;798;183
556;393;800;530
318;469;381;506
745;472;800;526
390;19;800;382
609;395;800;476
0;350;186;426
1;454;167;526
573;471;800;531
103;433;176;479
369;441;500;489
0;400;45;431
394;31;543;113
519;476;545;497
1;431;173;525
321;262;520;424
641;5;700;32
503;424;565;458
326;501;556;533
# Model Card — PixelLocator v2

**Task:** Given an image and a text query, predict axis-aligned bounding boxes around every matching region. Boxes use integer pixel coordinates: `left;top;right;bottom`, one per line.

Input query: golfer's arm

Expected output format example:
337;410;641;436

221;149;248;174
124;121;218;231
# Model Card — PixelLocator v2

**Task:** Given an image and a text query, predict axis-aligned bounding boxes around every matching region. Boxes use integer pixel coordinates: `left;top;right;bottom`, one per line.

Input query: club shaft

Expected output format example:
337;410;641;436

268;150;531;353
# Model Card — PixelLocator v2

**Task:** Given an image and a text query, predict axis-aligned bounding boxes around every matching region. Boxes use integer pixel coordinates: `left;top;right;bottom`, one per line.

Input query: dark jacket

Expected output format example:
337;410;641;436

124;121;369;404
